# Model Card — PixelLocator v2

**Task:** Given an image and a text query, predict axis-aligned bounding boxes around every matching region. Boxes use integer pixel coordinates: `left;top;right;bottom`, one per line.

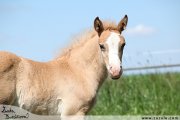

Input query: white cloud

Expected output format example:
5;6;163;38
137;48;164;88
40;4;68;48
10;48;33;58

124;24;156;36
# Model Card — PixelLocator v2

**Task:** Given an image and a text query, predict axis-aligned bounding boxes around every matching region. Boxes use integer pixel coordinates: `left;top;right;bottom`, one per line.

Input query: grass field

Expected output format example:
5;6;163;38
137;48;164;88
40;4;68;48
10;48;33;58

89;72;180;115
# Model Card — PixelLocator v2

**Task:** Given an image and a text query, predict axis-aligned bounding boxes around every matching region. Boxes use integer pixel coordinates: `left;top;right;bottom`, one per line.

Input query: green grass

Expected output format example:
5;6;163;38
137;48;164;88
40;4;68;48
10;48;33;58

89;72;180;115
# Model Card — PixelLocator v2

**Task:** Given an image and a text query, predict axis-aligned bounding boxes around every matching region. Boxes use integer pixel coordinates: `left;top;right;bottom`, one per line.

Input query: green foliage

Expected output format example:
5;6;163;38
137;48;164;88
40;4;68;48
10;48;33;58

89;72;180;115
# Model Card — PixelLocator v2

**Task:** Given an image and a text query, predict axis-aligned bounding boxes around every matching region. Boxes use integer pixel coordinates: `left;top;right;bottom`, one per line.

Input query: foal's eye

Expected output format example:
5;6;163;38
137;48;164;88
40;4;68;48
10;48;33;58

120;43;125;51
99;43;106;51
122;43;126;48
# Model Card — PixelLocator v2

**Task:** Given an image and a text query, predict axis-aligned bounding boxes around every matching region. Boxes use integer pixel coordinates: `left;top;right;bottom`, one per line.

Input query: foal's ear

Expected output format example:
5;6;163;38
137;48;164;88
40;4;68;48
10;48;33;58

94;17;104;36
117;15;128;33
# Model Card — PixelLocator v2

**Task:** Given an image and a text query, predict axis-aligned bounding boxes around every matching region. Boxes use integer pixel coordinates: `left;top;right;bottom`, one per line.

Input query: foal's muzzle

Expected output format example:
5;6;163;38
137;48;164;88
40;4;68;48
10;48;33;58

109;66;123;80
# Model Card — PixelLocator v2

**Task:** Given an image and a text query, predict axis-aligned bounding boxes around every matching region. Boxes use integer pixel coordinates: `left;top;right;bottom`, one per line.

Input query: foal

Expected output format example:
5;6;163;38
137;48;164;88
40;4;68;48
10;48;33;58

0;15;128;117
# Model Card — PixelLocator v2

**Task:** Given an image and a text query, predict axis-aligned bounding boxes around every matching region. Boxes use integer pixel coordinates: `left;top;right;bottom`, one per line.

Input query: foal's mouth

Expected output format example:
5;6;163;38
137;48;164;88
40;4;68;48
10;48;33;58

111;75;120;80
110;69;123;80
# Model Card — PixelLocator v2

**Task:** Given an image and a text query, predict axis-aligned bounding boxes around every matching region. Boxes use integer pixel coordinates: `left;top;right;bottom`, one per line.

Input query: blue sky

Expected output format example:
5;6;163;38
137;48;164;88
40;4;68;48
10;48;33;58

0;0;180;72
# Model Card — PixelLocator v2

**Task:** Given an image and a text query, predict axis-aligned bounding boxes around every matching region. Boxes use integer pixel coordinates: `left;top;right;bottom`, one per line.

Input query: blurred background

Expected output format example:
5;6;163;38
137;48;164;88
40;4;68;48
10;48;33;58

1;0;180;75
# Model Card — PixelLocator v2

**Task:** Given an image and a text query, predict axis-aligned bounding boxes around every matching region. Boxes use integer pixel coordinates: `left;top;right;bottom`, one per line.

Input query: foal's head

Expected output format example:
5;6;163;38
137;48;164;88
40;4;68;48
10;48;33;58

94;15;128;80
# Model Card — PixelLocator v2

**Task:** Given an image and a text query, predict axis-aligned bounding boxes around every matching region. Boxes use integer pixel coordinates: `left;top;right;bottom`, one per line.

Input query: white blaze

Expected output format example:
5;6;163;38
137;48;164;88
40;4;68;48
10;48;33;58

106;32;121;71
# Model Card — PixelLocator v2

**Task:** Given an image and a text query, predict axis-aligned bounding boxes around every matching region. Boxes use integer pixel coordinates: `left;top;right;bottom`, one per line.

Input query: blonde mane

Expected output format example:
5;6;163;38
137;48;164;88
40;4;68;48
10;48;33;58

56;20;117;59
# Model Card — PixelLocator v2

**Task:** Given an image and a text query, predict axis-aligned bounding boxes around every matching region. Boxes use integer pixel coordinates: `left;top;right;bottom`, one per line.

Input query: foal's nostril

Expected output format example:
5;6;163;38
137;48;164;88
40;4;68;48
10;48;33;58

110;66;113;70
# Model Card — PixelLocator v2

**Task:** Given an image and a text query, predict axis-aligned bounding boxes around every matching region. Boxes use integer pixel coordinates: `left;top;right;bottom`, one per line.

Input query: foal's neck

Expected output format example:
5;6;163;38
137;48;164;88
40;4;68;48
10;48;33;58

59;34;107;91
74;35;108;90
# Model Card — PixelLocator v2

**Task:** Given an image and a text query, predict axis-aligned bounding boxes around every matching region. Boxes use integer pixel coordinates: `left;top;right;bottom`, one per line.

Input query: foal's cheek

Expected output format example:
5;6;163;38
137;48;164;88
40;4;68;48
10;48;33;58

119;51;123;61
102;52;109;68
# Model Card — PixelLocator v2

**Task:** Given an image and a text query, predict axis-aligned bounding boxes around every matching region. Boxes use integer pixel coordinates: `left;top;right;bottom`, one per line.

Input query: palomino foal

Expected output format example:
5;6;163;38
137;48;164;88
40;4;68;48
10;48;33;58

0;15;128;117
